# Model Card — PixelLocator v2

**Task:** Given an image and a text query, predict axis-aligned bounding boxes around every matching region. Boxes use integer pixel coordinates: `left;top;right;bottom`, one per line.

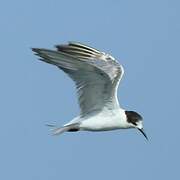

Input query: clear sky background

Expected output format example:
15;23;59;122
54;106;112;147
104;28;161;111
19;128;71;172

0;0;179;179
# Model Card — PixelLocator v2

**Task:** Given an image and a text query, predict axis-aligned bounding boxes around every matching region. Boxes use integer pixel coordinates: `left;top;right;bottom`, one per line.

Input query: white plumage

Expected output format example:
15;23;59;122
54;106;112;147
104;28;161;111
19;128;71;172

32;42;147;140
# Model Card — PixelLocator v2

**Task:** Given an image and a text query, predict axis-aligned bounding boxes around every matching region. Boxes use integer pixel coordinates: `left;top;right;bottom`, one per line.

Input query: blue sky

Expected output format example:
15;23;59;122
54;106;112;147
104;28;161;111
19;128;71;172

0;0;180;179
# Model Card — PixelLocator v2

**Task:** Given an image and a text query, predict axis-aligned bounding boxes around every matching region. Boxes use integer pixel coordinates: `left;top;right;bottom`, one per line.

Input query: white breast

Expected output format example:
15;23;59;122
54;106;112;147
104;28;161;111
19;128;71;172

79;108;131;131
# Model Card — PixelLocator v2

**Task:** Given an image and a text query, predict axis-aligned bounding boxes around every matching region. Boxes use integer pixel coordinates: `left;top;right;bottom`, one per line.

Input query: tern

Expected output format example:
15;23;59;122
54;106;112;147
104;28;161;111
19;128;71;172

32;42;148;140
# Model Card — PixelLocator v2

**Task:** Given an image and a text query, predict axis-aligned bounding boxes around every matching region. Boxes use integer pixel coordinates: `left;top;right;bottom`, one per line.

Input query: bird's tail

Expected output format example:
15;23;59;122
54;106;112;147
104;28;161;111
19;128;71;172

46;123;80;136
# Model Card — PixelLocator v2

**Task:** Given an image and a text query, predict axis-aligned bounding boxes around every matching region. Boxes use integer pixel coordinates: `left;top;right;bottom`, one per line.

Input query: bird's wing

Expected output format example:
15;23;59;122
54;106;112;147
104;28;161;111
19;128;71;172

32;42;124;116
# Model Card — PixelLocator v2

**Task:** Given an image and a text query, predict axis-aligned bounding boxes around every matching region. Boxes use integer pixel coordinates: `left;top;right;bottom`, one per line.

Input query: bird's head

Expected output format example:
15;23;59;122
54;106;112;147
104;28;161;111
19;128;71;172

125;111;148;140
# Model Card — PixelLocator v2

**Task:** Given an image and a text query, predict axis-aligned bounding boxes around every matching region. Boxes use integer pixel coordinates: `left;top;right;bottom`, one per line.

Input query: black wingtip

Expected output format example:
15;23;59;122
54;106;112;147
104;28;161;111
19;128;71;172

31;48;40;53
31;48;46;60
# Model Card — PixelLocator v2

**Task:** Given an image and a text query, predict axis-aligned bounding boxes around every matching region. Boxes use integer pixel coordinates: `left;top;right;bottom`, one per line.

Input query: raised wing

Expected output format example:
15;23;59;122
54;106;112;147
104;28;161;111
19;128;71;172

32;42;124;116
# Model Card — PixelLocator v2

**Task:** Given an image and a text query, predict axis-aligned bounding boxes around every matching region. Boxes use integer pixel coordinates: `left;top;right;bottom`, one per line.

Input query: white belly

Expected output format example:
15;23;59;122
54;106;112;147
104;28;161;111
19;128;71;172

79;109;131;131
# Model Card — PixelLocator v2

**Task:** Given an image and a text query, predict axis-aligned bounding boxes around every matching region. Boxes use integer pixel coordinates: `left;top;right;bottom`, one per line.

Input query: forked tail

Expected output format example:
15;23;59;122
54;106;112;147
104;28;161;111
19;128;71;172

47;123;80;136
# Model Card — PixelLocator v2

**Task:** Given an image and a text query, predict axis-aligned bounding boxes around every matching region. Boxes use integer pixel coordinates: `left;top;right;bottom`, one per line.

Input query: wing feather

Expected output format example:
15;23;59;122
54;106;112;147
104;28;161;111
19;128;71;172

32;42;124;116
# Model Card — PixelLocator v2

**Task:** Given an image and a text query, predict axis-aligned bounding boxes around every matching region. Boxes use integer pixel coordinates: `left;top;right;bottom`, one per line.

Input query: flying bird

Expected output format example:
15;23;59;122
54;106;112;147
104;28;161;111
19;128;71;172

32;42;147;140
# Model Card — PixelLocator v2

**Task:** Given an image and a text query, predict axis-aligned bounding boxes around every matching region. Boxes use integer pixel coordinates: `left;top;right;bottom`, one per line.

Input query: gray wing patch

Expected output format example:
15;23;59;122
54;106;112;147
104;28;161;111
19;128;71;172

32;42;124;115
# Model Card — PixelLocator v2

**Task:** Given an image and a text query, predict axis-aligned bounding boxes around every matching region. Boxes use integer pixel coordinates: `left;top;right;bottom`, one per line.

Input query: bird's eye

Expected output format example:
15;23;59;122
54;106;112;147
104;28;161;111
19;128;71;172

132;122;137;126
